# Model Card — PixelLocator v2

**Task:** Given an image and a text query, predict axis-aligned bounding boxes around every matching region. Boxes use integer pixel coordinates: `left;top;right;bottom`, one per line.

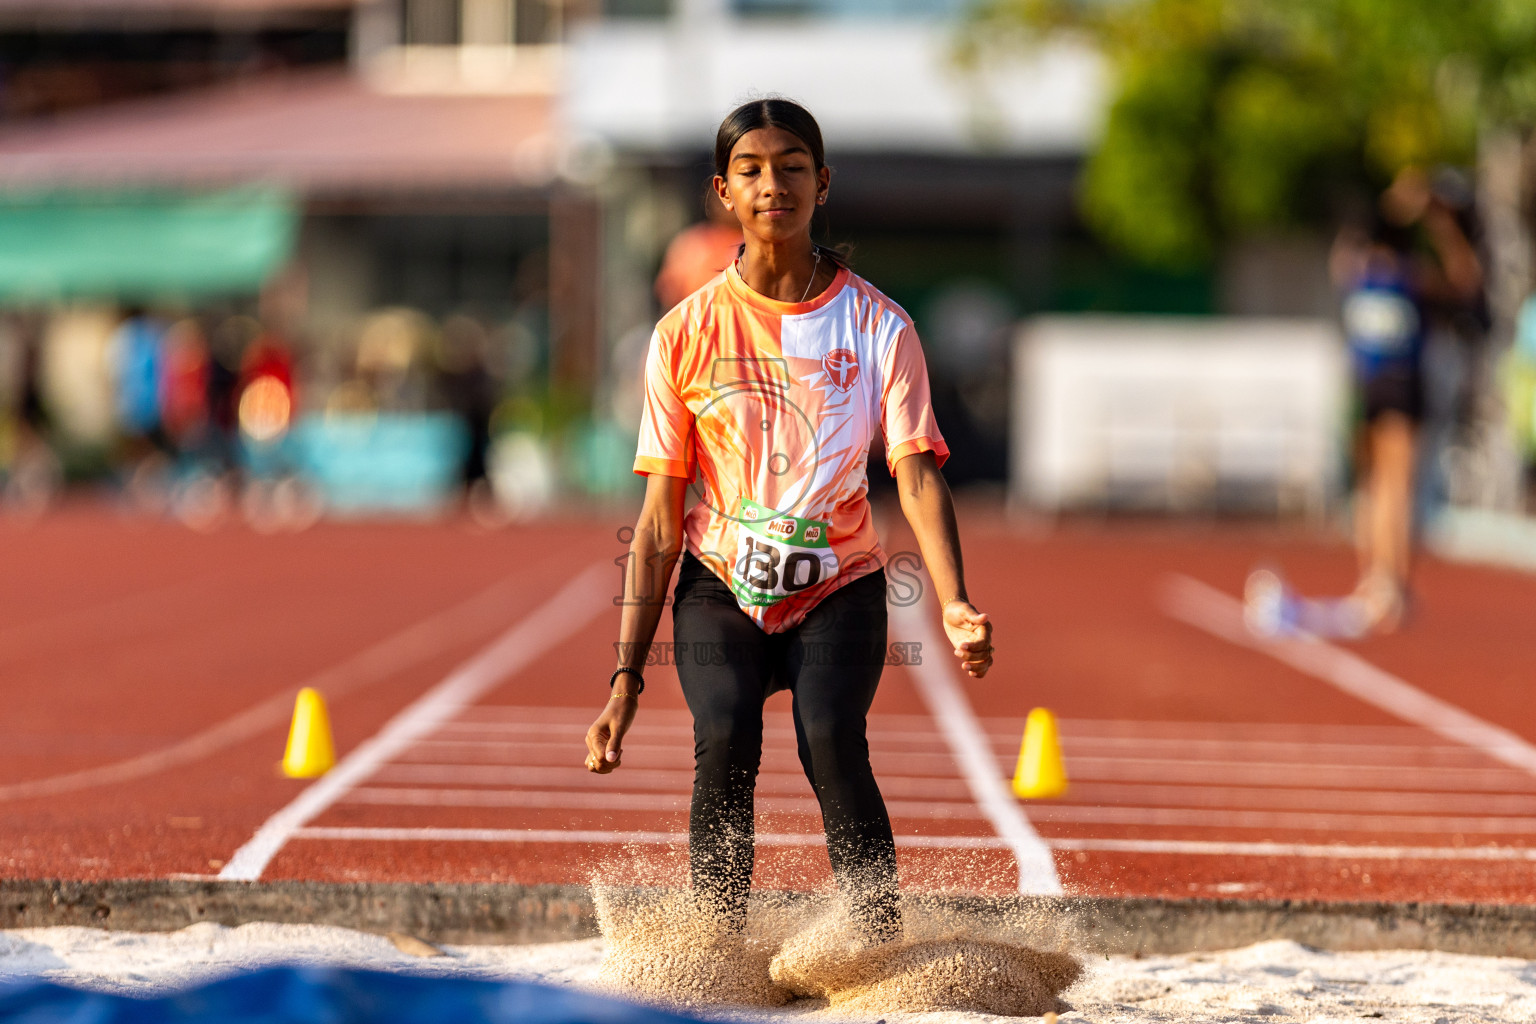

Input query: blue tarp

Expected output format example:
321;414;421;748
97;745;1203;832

0;966;722;1024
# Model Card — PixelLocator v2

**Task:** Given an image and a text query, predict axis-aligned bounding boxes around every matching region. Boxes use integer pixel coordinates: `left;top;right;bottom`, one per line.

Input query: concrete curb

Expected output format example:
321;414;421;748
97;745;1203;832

4;879;1536;957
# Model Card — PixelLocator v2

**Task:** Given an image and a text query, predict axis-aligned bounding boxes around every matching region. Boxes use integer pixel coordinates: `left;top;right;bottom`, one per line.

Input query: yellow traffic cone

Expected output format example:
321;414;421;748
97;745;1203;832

282;687;335;778
1012;707;1068;799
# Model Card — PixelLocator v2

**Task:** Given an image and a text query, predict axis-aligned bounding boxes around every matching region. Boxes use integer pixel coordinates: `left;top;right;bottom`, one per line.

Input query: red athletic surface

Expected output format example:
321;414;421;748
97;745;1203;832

5;498;1535;904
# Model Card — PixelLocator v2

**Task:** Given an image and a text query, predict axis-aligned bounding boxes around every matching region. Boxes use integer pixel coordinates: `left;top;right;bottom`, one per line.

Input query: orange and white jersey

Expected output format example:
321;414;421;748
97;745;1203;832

633;260;949;633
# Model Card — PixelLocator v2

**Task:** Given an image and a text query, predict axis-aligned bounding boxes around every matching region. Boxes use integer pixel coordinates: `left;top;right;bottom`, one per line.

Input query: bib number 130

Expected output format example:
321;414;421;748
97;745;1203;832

731;498;837;607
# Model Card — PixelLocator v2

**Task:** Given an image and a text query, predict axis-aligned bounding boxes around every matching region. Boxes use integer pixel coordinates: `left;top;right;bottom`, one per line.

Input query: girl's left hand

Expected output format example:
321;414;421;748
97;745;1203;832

942;600;993;678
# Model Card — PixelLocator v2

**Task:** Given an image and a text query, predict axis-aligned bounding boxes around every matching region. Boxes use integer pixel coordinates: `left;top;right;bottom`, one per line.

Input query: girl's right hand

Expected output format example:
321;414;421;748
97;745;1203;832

585;694;637;774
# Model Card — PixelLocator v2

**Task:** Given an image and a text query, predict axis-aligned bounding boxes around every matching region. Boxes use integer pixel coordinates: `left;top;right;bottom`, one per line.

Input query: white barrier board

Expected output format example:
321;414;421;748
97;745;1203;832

1011;316;1349;513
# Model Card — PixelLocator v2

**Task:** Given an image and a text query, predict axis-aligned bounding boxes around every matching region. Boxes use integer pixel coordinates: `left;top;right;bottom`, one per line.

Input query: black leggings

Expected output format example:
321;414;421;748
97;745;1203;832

671;550;900;938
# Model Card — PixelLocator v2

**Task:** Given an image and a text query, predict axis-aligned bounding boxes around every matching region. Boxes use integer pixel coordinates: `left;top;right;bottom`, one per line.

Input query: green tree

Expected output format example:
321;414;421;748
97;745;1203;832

971;0;1536;268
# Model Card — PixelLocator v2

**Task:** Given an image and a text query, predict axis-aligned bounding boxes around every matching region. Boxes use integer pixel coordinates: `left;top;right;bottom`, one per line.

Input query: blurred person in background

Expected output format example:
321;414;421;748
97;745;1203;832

206;314;250;471
653;186;745;313
236;323;296;446
0;313;62;515
159;318;211;461
607;195;747;452
432;313;499;511
1329;166;1483;633
106;307;172;506
353;308;432;412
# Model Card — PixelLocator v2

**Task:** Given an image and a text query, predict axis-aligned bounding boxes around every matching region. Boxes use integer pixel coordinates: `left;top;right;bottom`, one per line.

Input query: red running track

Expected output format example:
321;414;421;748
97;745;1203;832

5;498;1536;904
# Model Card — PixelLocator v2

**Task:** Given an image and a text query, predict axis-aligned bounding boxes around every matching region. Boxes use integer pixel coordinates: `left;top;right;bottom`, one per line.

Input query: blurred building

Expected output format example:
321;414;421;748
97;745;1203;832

568;0;1113;485
0;0;608;498
0;0;1340;500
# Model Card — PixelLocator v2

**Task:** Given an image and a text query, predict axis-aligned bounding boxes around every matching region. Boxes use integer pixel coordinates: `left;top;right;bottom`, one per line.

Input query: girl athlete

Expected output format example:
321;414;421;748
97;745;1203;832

584;99;994;942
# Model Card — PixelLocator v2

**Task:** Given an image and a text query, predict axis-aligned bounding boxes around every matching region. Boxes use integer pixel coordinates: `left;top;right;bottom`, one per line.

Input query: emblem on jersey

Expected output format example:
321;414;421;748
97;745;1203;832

767;518;796;538
743;505;760;521
822;348;859;392
804;525;821;542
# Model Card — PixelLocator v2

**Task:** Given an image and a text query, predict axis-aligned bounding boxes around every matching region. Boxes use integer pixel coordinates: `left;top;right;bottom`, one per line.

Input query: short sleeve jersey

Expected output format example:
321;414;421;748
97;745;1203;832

634;260;949;633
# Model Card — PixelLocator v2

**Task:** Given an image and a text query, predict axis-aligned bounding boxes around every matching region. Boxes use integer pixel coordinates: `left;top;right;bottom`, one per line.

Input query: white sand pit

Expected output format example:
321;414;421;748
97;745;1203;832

3;920;1536;1021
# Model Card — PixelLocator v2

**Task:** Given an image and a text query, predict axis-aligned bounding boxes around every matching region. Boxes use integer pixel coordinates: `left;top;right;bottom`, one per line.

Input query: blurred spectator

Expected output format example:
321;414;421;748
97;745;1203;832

106;307;174;508
654;191;743;312
107;308;168;453
237;325;297;447
0;313;62;515
433;313;499;494
1329;166;1483;633
353;308;432;412
207;313;254;470
159;318;211;458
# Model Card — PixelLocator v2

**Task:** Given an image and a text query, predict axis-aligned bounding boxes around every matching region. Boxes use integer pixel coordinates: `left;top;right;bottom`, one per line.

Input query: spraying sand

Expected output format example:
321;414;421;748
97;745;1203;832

592;885;1081;1016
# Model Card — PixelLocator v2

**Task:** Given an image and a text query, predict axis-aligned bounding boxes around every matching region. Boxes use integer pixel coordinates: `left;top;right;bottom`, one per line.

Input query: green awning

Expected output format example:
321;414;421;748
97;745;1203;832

0;185;299;303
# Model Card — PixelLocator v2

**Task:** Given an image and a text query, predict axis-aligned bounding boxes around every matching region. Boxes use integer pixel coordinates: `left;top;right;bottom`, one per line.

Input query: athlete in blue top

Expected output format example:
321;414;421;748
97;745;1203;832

1329;167;1482;633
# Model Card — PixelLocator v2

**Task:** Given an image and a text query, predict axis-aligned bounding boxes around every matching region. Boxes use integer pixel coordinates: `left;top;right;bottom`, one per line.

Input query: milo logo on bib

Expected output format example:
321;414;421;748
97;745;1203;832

731;497;838;607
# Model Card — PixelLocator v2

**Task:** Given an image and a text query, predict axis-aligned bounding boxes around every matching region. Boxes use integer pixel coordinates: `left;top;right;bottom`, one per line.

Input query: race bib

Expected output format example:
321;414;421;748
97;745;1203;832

730;498;838;607
1344;288;1418;356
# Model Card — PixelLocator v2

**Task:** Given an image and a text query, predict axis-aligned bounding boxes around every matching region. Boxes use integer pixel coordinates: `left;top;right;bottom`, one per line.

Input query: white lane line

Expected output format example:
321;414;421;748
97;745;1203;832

219;560;612;881
456;706;1448;747
1050;782;1536;816
1054;719;1437;742
363;765;1536;815
368;764;969;801
341;787;986;819
1058;757;1535;792
1054;736;1493;766
339;786;1536;833
890;599;1062;895
290;827;1536;861
397;742;976;777
292;826;1009;849
0;570;545;804
1047;837;1536;860
1161;575;1536;777
1029;804;1536;834
367;767;1536;814
405;717;1496;773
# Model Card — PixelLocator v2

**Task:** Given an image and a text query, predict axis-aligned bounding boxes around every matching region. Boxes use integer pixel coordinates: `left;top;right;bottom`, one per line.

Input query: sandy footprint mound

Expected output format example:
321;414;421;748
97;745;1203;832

770;904;1082;1017
592;886;797;1009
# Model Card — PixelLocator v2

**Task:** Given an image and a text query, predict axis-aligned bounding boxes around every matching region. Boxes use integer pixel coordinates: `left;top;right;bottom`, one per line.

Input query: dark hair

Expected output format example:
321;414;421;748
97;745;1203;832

713;98;827;178
713;98;849;268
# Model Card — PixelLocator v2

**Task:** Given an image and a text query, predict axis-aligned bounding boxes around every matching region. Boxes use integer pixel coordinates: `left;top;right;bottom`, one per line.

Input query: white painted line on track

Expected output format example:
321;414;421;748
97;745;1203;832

891;598;1062;895
1052;782;1536;816
366;768;1536;814
399;742;970;776
1029;804;1536;834
1046;837;1536;861
219;560;612;881
292;827;1536;861
341;786;987;819
1161;574;1536;778
292;826;1009;849
339;786;1536;832
1055;736;1488;764
368;764;970;800
1059;757;1535;791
